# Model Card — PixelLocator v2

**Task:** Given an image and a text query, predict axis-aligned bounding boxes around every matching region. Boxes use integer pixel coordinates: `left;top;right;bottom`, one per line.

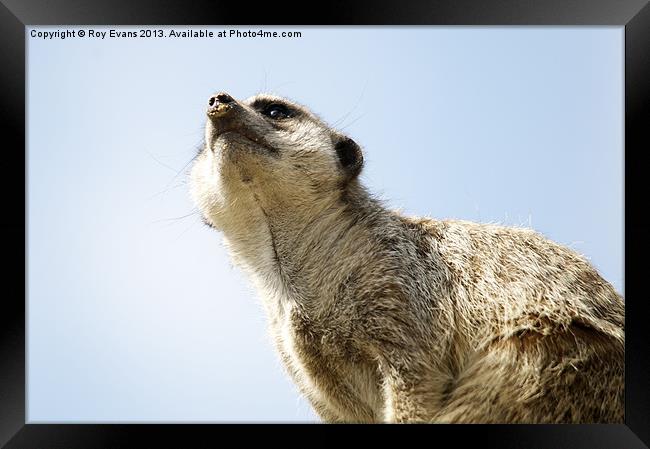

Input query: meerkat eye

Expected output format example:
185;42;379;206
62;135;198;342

263;104;291;120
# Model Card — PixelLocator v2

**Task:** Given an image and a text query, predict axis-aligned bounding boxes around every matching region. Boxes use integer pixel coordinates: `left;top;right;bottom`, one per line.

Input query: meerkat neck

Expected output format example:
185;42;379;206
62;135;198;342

225;182;391;303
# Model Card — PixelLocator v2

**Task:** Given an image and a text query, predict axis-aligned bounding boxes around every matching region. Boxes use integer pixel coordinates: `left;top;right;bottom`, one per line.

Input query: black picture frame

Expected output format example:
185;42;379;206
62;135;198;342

1;0;648;447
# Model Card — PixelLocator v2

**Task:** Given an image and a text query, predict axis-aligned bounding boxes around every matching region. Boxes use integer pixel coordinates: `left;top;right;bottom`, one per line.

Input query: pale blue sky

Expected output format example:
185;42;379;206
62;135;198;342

27;26;623;422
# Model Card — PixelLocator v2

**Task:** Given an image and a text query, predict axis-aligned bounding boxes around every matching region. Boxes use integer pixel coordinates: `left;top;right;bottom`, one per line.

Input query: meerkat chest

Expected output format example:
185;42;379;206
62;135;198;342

273;312;319;390
269;299;381;421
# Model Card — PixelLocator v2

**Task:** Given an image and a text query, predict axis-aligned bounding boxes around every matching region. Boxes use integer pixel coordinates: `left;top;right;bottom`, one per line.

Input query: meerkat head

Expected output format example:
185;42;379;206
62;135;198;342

190;92;364;230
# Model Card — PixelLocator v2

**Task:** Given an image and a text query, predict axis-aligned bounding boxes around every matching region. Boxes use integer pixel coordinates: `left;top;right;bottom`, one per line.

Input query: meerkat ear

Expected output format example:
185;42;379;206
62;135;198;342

335;137;364;180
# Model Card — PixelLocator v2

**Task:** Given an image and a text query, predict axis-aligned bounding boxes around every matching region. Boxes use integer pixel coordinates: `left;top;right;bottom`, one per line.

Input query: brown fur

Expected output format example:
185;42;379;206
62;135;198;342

190;92;624;423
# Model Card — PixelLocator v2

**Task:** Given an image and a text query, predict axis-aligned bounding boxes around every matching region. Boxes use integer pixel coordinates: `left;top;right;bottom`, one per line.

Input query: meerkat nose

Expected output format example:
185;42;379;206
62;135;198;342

207;92;235;117
209;92;234;106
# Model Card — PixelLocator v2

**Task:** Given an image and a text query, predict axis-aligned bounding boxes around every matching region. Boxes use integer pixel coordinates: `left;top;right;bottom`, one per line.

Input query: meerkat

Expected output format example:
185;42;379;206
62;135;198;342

190;92;624;423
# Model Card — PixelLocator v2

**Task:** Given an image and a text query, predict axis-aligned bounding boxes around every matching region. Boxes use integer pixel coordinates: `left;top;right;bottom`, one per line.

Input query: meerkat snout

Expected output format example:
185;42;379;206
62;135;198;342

207;92;235;118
